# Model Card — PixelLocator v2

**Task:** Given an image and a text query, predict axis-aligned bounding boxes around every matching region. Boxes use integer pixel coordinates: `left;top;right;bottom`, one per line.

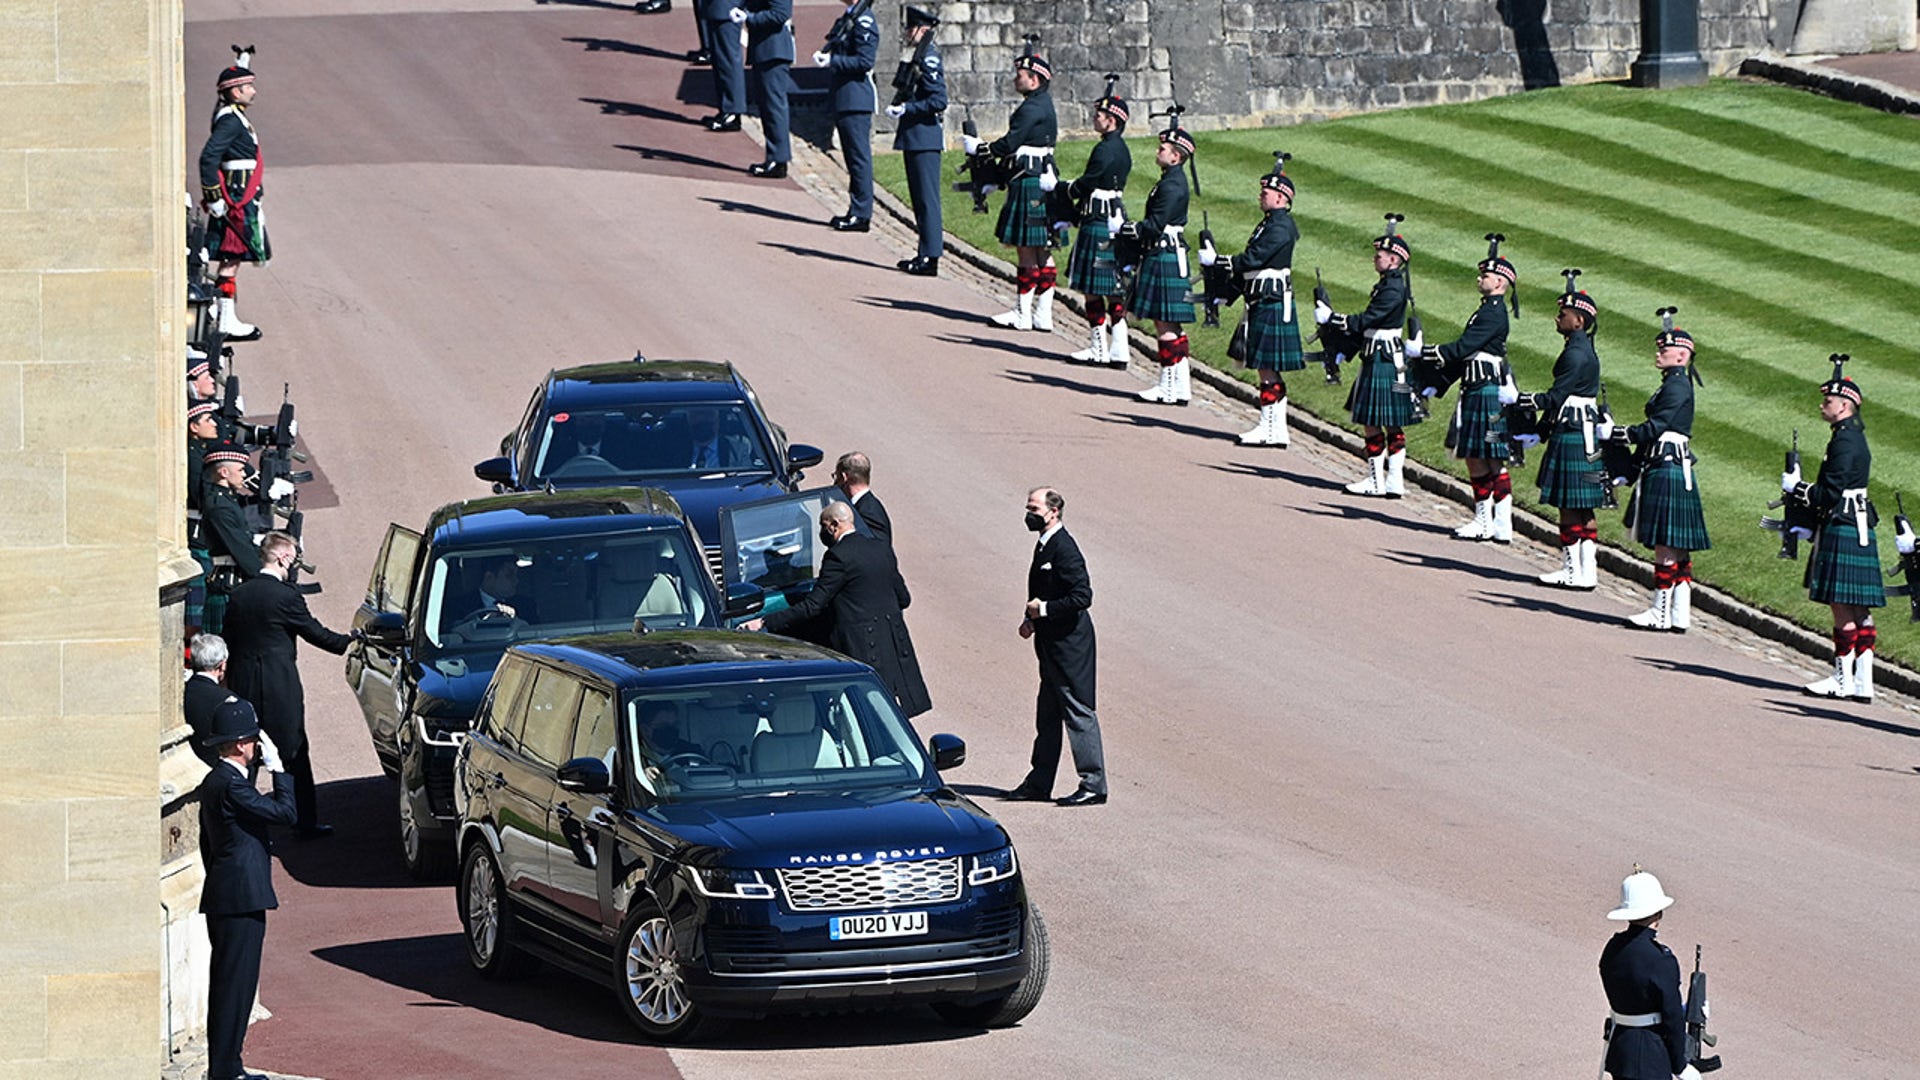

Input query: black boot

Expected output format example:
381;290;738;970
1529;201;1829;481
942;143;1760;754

746;160;788;178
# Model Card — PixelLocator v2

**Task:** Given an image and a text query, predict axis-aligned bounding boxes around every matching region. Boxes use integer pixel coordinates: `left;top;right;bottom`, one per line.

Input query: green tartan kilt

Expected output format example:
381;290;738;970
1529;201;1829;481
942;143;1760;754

996;173;1054;248
186;546;212;629
1127;247;1196;325
1344;339;1420;427
1625;460;1711;551
210;179;271;264
1536;428;1609;508
1445;382;1512;462
1804;520;1886;607
1240;297;1305;372
1067;219;1122;296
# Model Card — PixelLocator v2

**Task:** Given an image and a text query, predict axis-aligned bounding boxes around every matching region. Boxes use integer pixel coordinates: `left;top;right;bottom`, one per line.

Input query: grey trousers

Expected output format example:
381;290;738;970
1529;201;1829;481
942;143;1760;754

903;149;943;259
706;20;745;114
752;60;791;162
836;112;873;218
1026;653;1105;795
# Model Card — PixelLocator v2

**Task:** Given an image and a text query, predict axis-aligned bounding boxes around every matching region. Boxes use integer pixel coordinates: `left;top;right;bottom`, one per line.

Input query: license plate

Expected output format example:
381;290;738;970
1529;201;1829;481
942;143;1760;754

829;911;929;941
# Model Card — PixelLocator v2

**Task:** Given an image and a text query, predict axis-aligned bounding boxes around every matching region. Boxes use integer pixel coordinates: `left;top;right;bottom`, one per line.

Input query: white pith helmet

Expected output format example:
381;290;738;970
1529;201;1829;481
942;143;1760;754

1607;866;1675;921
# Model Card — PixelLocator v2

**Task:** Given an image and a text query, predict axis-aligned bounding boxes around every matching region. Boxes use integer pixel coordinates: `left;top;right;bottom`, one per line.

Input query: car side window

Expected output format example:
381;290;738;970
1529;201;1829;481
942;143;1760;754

570;686;617;771
480;658;533;750
520;668;581;770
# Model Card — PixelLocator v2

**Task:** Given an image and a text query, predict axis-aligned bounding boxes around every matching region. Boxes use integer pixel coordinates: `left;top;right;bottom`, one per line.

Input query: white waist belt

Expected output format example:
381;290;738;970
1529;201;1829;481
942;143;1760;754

1651;431;1694;490
1842;486;1871;545
1609;1011;1660;1028
1088;188;1122;201
1464;354;1504;383
1014;144;1052;160
1560;394;1599;454
1363;328;1402;341
1243;268;1292;283
222;159;258;170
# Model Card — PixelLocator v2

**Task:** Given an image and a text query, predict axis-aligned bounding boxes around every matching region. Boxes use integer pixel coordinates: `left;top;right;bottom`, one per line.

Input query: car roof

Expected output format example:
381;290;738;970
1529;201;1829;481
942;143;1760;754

511;630;871;690
424;487;691;547
544;360;751;408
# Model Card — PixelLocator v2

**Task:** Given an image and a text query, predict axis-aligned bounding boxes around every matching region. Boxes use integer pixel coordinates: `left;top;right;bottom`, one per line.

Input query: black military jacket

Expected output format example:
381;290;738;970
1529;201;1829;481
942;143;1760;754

1626;366;1694;445
1133;164;1189;235
1225;208;1296;276
1537;328;1601;421
186;436;211;512
201;483;262;576
198;106;258;197
1793;414;1872;524
1337;268;1408;334
1067;131;1132;199
988;86;1056;156
1598;924;1688;1079
1428;295;1509;395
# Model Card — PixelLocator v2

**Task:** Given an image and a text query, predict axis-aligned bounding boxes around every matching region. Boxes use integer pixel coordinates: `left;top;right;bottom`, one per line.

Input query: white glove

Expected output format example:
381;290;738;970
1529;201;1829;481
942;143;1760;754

813;50;830;66
1596;420;1615;442
1790;525;1813;541
1676;1065;1703;1080
1781;466;1801;493
256;729;284;773
1051;221;1072;234
204;198;228;218
1513;433;1542;448
728;7;746;22
1037;168;1057;192
233;394;245;413
1497;382;1520;406
287;418;297;438
885;104;905;119
1421;385;1439;398
1405;330;1423;355
1197;243;1216;268
1313;299;1333;326
1895;527;1916;555
1106;212;1124;235
962;134;982;155
267;477;296;501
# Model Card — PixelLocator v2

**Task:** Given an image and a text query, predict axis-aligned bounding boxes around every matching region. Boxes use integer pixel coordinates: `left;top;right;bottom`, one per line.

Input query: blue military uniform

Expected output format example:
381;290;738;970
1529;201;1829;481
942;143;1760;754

891;10;945;272
824;3;879;225
1598;924;1690;1080
744;0;795;170
699;0;747;125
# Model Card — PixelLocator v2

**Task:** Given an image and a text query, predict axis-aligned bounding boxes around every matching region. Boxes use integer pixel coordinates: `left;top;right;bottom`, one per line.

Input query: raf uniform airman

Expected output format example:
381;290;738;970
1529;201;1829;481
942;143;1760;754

741;0;796;178
816;1;879;230
888;7;945;277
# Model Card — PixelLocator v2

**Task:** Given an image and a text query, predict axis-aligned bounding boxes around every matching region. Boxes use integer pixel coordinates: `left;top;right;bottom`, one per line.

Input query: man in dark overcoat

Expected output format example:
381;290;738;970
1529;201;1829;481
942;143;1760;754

833;450;892;543
743;502;931;716
223;530;356;837
185;632;236;768
1009;486;1106;806
198;698;296;1080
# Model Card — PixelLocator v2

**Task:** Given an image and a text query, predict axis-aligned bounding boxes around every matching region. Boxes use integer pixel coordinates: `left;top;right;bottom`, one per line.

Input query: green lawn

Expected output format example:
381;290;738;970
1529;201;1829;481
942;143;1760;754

875;80;1920;668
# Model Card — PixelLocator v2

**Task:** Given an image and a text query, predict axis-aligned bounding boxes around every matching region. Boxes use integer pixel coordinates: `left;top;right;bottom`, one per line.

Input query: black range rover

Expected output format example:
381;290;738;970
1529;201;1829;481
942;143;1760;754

452;632;1047;1041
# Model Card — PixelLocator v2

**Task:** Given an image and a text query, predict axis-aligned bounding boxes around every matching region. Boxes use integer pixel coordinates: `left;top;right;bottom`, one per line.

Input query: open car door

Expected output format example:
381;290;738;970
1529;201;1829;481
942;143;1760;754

349;522;423;772
717;487;873;626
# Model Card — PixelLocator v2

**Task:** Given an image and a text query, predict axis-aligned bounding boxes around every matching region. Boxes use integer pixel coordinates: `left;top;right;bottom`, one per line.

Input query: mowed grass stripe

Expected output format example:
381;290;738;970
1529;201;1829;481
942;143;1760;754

1647;82;1920;166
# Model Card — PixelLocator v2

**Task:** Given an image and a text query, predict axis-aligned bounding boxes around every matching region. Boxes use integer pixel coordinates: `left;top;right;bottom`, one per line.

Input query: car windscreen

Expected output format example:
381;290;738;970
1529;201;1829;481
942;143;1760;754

421;530;714;650
626;676;928;802
531;403;770;483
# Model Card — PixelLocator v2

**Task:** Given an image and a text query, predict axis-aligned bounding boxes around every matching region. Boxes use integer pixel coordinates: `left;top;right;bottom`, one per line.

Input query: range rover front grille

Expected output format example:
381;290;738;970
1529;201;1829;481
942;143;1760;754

777;858;962;911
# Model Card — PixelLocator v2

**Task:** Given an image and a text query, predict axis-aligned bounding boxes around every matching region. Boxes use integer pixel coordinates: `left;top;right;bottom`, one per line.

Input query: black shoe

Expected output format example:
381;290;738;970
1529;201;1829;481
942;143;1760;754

900;256;939;277
295;823;335;840
633;0;670;11
831;216;870;232
686;48;712;65
704;113;741;132
1001;783;1051;802
747;160;788;178
1056;788;1107;807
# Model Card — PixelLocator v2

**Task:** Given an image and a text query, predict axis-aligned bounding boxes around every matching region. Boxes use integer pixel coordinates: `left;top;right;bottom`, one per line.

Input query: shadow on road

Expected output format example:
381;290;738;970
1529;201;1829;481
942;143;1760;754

1201;460;1345;491
1470;589;1622;627
274;776;418;891
854;295;988;324
581;96;702;124
566;36;689;62
704;196;826;226
1002;368;1141;401
934;332;1059;363
761;241;879;267
614;144;739;172
696;1010;990;1050
1380;548;1530;583
1634;656;1785;692
1760;698;1920;739
1086;410;1225;441
1293;501;1434;535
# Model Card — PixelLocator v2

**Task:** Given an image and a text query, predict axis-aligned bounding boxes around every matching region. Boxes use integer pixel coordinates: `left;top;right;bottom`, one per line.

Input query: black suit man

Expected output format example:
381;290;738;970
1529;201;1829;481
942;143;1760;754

745;501;931;716
833;450;892;544
184;632;236;768
198;698;296;1080
222;531;356;837
1012;487;1105;806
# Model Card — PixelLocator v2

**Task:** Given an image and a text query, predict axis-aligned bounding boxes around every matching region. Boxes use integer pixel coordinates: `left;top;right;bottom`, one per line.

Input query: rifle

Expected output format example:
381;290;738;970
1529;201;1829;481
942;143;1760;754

1311;267;1349;385
1685;945;1722;1073
1886;492;1919;622
888;18;934;109
1195;212;1238;328
953;118;1017;215
1760;430;1802;560
823;0;872;50
1593;382;1619;511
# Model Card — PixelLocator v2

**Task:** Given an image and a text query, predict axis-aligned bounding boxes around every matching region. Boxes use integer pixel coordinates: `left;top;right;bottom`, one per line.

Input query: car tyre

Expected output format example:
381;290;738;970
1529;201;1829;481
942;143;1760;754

399;780;455;881
614;901;707;1043
458;842;538;980
933;900;1049;1028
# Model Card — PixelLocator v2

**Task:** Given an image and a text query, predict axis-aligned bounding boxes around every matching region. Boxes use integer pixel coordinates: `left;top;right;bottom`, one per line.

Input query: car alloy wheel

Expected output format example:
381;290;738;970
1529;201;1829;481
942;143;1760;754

398;778;453;881
616;904;704;1041
458;843;537;980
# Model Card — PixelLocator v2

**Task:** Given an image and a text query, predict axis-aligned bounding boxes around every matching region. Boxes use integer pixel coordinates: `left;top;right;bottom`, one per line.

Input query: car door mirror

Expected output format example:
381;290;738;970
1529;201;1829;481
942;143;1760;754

786;443;824;474
724;582;765;619
556;756;612;794
362;610;407;648
474;456;515;485
929;733;966;771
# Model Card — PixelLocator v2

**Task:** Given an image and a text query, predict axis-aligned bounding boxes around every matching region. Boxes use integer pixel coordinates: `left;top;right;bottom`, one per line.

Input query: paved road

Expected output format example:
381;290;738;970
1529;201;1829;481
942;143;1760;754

188;5;1920;1077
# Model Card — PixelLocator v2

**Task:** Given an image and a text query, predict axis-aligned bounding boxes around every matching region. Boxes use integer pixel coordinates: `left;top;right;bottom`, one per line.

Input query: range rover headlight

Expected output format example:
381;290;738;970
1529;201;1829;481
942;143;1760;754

967;846;1018;887
689;866;776;900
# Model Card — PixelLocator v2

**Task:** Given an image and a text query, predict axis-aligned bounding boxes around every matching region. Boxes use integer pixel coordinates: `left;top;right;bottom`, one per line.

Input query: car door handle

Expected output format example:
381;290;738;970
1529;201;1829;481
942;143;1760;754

555;802;574;821
486;771;506;789
587;807;616;829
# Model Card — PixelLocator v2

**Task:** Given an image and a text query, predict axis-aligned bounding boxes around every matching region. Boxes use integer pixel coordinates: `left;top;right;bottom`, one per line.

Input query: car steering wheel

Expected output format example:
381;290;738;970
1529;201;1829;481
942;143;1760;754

658;752;710;770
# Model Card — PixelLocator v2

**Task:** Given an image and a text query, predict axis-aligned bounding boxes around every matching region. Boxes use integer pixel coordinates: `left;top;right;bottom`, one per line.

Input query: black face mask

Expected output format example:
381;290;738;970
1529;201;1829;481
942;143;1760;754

1024;511;1047;532
819;527;836;548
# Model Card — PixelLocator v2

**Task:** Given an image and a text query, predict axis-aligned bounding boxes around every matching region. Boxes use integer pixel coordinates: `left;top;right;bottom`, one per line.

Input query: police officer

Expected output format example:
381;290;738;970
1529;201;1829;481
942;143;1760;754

1618;312;1708;632
974;48;1059;333
887;7;944;277
198;47;267;342
1517;273;1607;590
1122;127;1198;406
1062;89;1132;367
699;0;747;131
739;0;795;177
199;441;262;636
187;399;223;635
1319;219;1417;494
1598;868;1703;1080
1785;361;1885;702
1202;157;1301;446
1417;239;1520;539
815;1;878;230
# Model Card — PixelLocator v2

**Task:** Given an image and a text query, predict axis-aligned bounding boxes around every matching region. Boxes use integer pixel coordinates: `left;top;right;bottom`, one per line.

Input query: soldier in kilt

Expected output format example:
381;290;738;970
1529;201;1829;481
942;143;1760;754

1202;158;1300;447
1062;92;1133;367
1785;367;1884;702
973;50;1059;333
1618;316;1709;632
1121;128;1199;406
1417;244;1519;541
1318;221;1415;496
1519;275;1607;590
198;47;269;342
